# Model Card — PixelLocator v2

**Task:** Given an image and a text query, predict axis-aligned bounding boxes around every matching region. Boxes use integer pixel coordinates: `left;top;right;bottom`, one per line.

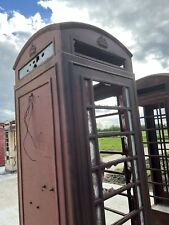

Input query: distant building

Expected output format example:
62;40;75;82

4;120;17;172
0;123;5;167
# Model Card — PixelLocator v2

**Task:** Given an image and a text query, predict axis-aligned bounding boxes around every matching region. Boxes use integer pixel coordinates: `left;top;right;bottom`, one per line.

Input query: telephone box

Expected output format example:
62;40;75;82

4;120;17;172
0;123;5;167
14;22;150;225
137;74;169;225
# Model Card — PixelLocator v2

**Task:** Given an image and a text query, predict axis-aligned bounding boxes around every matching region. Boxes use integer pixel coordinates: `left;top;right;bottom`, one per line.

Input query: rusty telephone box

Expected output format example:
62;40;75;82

14;22;150;225
137;74;169;225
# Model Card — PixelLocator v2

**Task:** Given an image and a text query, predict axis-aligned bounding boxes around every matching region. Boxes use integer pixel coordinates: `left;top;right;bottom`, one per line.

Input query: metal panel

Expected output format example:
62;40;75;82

19;42;54;79
17;70;60;225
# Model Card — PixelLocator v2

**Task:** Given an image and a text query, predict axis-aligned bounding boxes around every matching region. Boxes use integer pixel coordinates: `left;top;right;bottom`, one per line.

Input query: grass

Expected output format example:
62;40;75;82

99;131;169;152
98;137;122;152
98;129;169;177
141;129;169;144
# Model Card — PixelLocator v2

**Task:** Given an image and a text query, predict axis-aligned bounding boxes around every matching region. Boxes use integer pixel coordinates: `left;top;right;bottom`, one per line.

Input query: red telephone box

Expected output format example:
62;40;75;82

14;22;150;225
137;73;169;225
0;123;5;167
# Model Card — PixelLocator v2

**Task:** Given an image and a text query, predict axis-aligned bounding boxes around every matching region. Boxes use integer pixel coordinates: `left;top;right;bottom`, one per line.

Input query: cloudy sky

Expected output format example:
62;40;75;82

0;0;169;121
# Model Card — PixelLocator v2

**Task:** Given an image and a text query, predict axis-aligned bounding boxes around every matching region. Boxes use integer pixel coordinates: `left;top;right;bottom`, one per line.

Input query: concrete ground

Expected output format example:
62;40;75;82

0;167;19;225
1;153;169;225
0;165;130;225
103;183;131;225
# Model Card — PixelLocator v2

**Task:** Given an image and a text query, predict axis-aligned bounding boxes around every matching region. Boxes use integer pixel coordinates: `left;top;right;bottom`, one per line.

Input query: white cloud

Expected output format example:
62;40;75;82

38;0;168;80
0;11;46;35
3;109;15;116
0;9;48;121
38;0;136;49
0;11;47;50
38;0;99;26
133;54;166;79
0;109;15;121
1;0;169;121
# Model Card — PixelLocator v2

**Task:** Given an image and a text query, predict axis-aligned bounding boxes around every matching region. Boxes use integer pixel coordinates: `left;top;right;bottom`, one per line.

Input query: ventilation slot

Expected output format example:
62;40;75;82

74;40;125;68
137;84;165;96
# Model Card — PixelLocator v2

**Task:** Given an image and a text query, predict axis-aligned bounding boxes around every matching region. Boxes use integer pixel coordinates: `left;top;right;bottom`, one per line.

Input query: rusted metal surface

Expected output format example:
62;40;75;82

137;73;169;106
14;22;151;225
137;74;169;225
151;210;169;225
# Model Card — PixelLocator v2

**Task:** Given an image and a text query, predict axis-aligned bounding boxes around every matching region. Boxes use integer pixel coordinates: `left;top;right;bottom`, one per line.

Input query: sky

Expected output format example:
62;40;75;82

0;0;169;121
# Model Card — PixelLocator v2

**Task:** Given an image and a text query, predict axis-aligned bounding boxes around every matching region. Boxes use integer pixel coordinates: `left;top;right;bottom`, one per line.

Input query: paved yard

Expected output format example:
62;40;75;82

0;165;132;225
0;167;19;225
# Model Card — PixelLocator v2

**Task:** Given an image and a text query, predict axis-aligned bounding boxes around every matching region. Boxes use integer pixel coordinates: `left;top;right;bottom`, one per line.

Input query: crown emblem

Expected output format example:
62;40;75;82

97;36;108;48
29;44;36;57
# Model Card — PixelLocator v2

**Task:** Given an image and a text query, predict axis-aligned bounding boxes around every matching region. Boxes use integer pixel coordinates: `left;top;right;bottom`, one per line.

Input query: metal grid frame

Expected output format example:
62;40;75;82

84;78;145;225
140;103;169;205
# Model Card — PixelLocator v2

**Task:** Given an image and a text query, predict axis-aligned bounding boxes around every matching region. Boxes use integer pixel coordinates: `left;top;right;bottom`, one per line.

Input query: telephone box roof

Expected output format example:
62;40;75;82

13;22;132;70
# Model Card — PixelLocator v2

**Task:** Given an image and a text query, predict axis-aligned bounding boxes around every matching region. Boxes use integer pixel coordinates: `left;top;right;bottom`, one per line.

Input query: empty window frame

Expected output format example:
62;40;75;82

139;104;169;207
84;79;144;225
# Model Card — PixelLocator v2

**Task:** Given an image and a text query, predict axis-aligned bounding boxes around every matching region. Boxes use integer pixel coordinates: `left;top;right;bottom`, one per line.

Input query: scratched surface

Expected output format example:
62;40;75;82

18;82;59;225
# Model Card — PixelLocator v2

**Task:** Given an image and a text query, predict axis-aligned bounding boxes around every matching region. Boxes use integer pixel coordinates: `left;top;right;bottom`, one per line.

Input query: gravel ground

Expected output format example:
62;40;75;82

104;173;125;185
102;155;126;185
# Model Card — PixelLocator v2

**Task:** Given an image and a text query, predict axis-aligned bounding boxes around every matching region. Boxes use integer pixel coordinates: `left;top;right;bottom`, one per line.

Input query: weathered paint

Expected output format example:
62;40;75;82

137;74;169;225
0;123;5;167
4;121;17;172
14;22;151;225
